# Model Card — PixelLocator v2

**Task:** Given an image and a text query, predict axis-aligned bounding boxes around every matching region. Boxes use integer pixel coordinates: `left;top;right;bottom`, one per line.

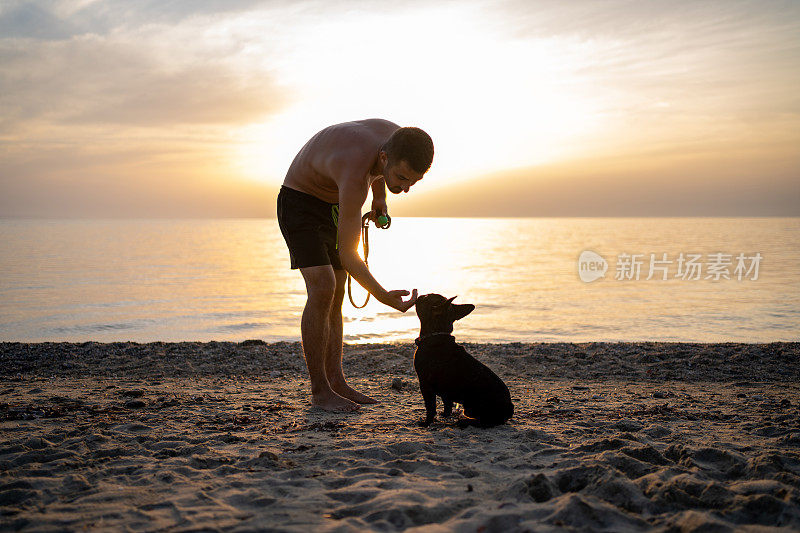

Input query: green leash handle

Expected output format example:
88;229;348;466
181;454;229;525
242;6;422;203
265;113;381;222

348;211;391;308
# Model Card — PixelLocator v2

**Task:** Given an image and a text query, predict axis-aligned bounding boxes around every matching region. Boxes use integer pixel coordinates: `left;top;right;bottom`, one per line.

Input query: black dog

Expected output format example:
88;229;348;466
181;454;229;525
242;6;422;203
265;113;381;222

413;294;514;427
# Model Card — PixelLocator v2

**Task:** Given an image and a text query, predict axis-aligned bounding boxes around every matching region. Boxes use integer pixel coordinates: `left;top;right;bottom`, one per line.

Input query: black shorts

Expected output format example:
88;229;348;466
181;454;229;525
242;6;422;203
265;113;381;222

277;186;343;270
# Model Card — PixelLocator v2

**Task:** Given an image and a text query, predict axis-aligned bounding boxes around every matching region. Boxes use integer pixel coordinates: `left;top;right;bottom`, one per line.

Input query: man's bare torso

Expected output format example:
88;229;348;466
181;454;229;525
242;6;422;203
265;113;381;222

282;119;400;203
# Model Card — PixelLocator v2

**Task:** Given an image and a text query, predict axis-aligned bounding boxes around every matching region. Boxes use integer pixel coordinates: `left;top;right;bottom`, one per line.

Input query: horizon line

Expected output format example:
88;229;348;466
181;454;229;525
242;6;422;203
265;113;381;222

1;215;799;221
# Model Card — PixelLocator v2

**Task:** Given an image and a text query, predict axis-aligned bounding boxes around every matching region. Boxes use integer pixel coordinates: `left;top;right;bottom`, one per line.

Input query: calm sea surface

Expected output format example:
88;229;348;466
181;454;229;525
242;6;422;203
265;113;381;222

1;218;798;344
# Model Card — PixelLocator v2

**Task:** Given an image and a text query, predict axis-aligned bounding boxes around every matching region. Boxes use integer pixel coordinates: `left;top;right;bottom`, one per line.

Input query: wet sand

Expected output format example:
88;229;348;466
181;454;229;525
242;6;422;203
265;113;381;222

1;341;799;531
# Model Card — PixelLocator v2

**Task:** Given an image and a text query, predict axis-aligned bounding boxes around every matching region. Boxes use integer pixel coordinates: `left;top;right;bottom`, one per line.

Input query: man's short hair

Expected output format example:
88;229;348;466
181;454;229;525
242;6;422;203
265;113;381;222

383;127;434;174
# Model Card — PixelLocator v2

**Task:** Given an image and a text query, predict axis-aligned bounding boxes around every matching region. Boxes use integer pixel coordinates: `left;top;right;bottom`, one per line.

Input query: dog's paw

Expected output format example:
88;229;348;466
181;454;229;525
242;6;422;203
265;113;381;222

417;417;432;427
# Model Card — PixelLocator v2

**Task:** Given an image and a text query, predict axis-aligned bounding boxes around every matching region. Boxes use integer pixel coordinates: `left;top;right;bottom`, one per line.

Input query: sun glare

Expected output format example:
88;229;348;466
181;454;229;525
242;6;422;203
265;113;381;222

340;217;495;342
232;5;602;186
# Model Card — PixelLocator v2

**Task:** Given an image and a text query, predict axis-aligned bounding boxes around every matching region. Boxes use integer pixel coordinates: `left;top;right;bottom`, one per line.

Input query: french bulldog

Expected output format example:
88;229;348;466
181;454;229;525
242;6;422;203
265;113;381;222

413;294;514;427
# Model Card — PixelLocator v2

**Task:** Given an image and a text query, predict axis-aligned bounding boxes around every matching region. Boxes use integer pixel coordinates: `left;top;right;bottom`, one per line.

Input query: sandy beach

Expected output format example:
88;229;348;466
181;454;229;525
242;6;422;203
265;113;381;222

1;341;799;531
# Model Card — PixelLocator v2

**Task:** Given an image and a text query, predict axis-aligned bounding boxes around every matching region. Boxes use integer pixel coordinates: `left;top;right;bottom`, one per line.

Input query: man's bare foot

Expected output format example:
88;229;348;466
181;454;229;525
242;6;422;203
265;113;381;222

330;381;379;404
311;390;360;412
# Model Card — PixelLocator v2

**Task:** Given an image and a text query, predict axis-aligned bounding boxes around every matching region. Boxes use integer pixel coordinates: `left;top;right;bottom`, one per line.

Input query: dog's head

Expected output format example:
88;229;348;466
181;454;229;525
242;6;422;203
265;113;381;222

414;293;475;333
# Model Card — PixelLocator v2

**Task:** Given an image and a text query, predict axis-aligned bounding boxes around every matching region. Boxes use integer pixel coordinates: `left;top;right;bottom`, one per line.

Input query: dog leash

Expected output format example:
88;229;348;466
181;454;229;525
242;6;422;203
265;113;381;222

348;211;391;308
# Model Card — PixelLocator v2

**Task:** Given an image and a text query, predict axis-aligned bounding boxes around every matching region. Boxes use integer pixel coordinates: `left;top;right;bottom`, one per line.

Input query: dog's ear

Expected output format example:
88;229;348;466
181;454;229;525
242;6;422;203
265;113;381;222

448;302;475;322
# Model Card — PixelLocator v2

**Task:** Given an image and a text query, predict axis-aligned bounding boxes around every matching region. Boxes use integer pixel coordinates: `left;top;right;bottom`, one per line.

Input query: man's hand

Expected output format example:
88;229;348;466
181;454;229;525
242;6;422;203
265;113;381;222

381;288;418;312
370;197;388;222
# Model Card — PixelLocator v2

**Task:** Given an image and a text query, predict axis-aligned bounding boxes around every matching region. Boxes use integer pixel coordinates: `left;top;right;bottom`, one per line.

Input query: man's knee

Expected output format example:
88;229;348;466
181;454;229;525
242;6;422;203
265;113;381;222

301;266;337;304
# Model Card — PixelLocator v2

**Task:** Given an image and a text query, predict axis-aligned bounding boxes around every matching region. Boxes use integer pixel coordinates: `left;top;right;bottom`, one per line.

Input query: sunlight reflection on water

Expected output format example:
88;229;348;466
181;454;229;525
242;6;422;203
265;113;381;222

0;218;798;343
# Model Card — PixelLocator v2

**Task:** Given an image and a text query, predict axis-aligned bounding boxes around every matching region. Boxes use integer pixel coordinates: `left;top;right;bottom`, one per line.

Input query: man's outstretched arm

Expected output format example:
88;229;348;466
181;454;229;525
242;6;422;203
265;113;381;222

337;178;416;312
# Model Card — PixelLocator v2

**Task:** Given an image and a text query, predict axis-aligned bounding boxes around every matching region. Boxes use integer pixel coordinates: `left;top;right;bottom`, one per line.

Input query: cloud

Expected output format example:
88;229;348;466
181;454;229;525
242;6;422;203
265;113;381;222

492;0;800;118
496;0;800;42
33;0;439;37
0;36;286;133
0;0;299;218
0;1;80;39
0;0;281;37
67;0;271;27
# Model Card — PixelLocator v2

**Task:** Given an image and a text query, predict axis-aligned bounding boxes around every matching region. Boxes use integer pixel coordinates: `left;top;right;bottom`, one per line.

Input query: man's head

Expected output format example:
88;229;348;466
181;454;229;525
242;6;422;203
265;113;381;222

380;127;433;194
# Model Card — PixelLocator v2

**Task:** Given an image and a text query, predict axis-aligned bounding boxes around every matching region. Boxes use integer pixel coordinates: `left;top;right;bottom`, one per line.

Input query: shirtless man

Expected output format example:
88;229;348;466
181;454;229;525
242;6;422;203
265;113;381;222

277;119;434;412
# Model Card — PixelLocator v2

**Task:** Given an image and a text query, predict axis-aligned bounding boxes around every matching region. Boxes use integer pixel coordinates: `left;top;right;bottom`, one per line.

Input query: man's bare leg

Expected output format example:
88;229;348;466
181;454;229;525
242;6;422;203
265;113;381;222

325;268;378;404
299;265;359;412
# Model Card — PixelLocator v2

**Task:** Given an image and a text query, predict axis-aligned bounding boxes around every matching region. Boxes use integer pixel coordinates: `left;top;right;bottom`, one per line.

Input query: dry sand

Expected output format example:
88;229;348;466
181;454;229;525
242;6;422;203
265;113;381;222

1;341;799;532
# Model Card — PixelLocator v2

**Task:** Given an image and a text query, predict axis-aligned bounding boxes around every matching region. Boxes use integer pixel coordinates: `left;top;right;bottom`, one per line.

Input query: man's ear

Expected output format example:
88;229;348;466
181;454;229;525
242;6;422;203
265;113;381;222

449;303;475;322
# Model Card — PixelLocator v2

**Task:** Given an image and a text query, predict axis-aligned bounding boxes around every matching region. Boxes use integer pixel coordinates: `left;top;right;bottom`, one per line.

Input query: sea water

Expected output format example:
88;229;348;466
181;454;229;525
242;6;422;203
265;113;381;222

1;218;798;343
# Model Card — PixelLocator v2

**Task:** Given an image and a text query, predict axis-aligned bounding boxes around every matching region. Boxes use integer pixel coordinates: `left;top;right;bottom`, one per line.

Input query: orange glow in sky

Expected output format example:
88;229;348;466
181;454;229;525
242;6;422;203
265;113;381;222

0;0;798;217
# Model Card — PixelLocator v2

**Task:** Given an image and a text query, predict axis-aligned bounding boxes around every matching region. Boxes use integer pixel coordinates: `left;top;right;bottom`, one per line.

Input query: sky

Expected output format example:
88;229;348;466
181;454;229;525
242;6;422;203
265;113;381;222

0;0;798;217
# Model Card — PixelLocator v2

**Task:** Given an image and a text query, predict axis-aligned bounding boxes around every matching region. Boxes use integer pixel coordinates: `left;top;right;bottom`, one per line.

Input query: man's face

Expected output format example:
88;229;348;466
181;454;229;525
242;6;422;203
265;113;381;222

383;157;423;194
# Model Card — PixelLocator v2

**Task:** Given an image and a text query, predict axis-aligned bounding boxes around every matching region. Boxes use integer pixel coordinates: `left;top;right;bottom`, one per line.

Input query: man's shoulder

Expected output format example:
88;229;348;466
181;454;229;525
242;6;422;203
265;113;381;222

318;122;389;176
